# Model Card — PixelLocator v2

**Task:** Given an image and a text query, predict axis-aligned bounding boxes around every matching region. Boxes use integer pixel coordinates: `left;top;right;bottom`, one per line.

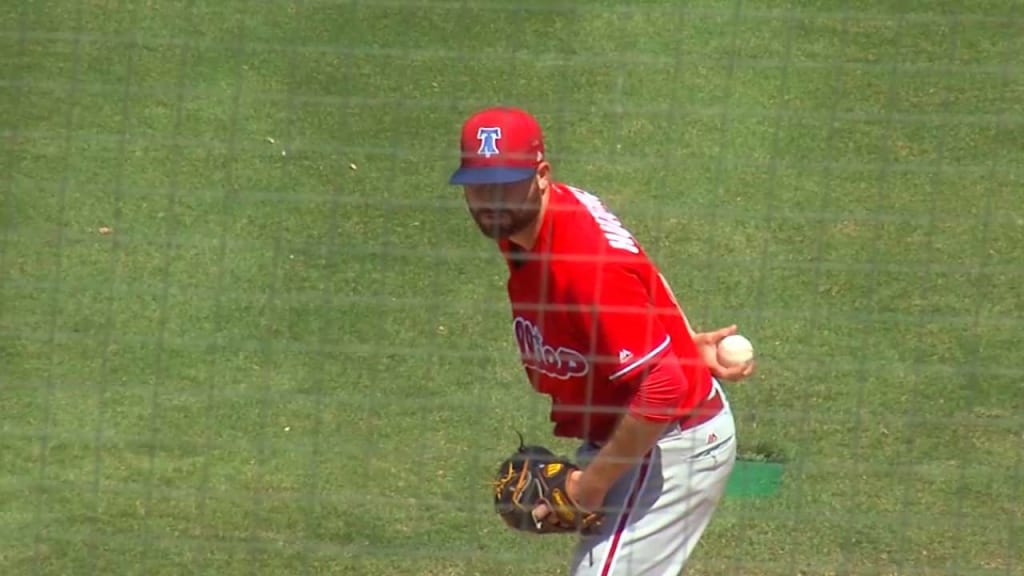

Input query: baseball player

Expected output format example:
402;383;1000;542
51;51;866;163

449;106;756;575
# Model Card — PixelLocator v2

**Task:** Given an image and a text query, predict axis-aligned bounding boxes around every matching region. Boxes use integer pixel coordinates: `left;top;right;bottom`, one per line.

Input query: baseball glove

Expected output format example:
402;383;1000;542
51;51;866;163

491;433;603;535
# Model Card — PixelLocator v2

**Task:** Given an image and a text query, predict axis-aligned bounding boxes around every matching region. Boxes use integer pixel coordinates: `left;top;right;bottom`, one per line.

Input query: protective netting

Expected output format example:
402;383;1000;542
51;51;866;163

1;1;1022;575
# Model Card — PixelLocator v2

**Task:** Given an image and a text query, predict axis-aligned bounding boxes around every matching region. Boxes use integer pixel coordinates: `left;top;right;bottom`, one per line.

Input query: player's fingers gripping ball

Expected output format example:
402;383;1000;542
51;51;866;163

492;435;603;535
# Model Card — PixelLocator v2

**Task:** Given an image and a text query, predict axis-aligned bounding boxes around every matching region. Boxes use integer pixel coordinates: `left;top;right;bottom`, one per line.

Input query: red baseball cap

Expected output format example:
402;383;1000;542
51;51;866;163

449;106;545;185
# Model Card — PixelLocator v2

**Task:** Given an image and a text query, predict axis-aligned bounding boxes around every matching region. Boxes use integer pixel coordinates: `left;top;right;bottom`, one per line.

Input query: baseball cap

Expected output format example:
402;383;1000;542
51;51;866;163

448;106;545;185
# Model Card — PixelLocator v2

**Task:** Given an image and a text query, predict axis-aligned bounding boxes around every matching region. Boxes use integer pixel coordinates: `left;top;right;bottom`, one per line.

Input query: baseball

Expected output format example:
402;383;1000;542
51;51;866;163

717;334;754;367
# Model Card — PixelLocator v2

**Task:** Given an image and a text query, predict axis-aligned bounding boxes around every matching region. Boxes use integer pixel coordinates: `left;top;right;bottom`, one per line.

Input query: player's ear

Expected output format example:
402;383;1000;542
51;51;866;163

535;161;551;192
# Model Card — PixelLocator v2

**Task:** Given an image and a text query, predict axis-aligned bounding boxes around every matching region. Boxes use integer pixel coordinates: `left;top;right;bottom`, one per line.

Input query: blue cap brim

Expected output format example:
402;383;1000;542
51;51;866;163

449;166;536;185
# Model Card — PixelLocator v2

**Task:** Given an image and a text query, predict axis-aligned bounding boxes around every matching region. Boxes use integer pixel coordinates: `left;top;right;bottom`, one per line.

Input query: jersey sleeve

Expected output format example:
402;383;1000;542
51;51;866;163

571;260;673;385
628;351;691;422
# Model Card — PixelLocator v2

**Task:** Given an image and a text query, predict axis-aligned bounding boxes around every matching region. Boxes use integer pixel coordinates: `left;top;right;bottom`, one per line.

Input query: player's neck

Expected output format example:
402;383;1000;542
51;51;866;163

508;187;550;251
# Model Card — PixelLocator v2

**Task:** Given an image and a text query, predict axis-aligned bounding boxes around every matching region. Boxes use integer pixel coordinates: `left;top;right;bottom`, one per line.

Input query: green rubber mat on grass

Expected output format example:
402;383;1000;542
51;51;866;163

725;459;784;498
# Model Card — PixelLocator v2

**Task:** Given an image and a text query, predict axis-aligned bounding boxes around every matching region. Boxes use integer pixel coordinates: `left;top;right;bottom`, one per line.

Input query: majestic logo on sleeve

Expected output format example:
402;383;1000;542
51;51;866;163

513;317;589;379
477;127;501;157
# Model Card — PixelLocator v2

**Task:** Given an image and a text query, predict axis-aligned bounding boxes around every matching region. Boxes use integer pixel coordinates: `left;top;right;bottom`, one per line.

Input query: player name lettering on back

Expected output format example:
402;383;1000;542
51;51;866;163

513;317;589;380
567;186;640;255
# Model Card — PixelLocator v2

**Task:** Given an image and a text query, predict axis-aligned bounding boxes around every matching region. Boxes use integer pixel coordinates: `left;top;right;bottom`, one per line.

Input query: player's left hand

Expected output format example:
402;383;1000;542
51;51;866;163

692;324;756;382
532;469;603;529
566;469;604;513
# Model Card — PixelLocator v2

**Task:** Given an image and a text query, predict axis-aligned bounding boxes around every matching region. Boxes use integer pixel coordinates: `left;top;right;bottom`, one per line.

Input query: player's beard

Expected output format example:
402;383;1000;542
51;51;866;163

472;208;534;239
465;177;544;241
472;194;542;240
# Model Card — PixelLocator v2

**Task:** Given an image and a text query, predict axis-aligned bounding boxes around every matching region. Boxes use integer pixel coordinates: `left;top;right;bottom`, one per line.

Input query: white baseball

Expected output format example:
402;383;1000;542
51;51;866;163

717;334;754;367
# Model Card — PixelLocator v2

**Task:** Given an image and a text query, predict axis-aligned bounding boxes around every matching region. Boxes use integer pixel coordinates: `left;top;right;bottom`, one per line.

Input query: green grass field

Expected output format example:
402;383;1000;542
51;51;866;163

2;1;1023;575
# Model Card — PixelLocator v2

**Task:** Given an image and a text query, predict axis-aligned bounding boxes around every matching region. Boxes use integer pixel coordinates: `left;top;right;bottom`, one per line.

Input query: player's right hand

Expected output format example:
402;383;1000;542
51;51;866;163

692;324;756;382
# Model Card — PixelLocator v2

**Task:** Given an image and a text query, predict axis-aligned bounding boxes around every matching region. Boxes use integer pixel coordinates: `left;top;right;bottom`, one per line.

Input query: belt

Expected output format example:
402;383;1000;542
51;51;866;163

676;384;725;432
584;383;726;449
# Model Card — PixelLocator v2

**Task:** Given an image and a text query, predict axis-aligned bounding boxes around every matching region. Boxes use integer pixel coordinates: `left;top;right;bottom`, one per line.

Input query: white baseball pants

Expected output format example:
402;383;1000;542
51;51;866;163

569;381;737;576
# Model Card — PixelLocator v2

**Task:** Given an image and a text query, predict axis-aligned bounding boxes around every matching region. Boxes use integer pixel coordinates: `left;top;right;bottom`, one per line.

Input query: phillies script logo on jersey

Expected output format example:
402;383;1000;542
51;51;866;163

513;317;589;379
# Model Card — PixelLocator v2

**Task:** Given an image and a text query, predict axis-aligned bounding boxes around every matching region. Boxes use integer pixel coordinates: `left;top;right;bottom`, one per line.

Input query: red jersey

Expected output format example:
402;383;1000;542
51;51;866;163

498;183;714;443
